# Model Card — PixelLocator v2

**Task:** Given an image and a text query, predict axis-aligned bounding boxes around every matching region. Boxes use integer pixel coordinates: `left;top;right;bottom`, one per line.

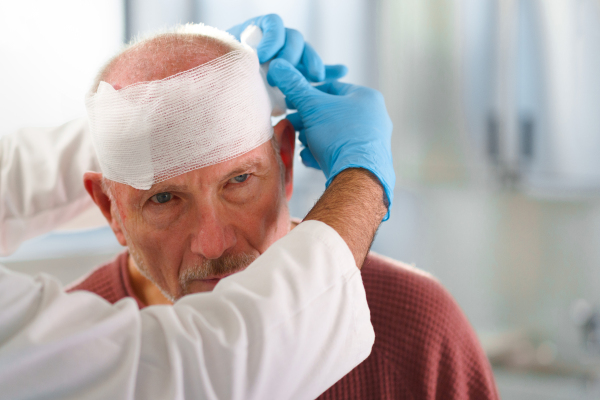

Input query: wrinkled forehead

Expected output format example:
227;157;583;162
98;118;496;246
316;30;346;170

111;140;276;203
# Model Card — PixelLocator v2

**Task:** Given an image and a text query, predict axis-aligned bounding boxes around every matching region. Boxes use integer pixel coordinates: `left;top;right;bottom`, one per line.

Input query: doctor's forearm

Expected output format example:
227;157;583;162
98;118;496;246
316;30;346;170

0;221;373;400
304;168;388;268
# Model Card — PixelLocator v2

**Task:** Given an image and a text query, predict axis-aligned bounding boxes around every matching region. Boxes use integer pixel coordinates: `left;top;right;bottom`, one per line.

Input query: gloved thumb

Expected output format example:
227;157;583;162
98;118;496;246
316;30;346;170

254;14;285;63
300;148;322;170
267;59;318;110
226;14;285;63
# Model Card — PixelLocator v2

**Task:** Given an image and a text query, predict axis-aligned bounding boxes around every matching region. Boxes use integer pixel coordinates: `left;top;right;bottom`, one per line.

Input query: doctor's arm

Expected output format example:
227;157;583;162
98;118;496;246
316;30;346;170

0;216;373;400
0;14;392;398
0;127;386;400
0;119;389;400
0;74;391;400
0;163;384;400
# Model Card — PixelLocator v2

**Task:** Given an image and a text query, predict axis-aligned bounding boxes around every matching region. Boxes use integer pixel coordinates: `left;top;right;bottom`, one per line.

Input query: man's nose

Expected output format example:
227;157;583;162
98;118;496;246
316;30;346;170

190;206;237;259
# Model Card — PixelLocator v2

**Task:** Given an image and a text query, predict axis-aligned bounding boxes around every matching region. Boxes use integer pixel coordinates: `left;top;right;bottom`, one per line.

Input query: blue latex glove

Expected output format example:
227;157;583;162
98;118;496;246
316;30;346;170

267;59;395;221
227;14;347;82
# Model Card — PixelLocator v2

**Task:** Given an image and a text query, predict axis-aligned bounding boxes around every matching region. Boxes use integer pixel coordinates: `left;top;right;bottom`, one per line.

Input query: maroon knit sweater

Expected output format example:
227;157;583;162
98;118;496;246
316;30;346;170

68;251;499;399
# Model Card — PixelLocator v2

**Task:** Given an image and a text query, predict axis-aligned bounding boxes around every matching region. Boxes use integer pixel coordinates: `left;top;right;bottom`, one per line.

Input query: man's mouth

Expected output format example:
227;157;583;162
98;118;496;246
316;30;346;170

179;253;258;295
201;272;235;281
199;278;221;286
197;273;234;285
182;271;244;294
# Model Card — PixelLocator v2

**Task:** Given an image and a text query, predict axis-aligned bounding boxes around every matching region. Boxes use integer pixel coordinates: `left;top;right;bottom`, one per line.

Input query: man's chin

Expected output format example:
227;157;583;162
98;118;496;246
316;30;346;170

184;278;223;294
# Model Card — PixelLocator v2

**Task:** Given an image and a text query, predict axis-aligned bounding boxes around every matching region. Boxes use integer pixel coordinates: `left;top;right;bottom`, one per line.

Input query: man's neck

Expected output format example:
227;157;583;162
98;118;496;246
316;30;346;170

127;219;300;306
127;257;173;306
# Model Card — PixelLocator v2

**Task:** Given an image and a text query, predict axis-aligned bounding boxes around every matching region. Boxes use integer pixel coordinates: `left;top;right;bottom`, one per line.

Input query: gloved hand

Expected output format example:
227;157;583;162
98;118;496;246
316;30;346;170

267;59;395;220
227;14;347;82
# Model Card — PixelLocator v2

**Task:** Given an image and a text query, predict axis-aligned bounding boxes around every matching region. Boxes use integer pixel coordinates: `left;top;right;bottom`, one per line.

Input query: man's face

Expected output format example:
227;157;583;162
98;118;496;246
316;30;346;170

86;122;295;301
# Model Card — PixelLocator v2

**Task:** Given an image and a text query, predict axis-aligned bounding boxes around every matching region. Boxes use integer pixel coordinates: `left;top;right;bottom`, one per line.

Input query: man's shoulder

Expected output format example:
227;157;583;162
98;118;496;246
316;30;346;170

362;252;455;313
66;251;130;305
361;252;486;361
324;253;499;398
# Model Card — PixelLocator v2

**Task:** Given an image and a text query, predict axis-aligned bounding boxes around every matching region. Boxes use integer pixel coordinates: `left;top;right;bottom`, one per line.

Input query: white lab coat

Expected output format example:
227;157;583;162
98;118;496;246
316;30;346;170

0;121;374;399
0;118;98;256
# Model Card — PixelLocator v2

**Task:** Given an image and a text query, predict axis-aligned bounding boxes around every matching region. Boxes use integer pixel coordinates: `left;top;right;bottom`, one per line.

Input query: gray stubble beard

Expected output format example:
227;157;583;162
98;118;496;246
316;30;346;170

115;209;256;302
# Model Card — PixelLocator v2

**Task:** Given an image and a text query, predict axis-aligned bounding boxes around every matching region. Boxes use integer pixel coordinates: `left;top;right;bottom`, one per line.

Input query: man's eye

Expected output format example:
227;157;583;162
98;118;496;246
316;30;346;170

150;192;173;204
229;174;249;184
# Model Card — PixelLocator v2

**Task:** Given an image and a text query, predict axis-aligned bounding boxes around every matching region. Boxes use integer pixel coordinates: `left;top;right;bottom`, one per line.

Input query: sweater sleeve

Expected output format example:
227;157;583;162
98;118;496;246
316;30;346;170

0;221;374;400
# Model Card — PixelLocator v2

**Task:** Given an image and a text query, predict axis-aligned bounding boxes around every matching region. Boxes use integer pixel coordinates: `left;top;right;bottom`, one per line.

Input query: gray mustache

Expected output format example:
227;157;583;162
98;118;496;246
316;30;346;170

179;253;257;293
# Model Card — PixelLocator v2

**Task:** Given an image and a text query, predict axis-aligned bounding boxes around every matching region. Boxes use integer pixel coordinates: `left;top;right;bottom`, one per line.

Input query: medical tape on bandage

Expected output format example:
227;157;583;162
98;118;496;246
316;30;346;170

85;40;274;190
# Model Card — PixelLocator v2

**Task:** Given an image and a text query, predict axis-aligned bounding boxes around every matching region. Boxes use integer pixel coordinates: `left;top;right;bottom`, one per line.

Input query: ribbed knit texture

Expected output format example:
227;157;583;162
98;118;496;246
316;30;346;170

66;251;145;309
68;251;499;399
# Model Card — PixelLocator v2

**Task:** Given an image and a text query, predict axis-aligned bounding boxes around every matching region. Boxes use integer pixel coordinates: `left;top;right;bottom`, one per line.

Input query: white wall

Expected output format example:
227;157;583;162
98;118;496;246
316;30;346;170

0;0;124;137
195;0;379;88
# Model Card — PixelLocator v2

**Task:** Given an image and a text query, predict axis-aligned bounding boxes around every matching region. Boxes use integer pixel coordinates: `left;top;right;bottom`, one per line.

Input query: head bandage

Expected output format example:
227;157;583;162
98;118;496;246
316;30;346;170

85;25;276;190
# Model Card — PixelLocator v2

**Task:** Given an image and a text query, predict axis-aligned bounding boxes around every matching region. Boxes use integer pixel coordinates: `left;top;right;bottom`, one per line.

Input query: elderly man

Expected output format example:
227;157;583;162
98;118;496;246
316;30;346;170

68;23;498;400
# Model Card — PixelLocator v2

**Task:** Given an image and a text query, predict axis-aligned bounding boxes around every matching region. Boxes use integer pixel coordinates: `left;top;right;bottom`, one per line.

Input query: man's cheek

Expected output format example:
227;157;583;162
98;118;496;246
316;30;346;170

135;230;181;281
253;192;288;252
141;205;184;231
138;227;176;255
125;217;171;259
225;181;263;205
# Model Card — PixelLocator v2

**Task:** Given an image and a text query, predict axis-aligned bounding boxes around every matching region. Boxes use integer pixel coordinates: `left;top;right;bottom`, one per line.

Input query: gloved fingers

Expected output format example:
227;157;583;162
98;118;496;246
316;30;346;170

226;14;285;63
255;14;286;63
267;59;321;109
300;43;326;82
324;64;349;81
275;28;304;67
285;96;296;110
313;80;354;96
298;129;308;146
300;148;322;169
286;112;304;131
295;64;310;79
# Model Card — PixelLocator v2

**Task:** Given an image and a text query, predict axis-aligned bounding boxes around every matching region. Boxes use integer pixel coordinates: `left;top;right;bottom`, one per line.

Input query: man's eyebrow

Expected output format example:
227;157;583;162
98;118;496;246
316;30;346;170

144;158;267;195
147;184;188;194
224;158;266;178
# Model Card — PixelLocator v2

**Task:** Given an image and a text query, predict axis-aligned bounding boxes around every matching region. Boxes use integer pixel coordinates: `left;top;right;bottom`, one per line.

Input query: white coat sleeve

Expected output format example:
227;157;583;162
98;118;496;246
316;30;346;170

0;118;98;256
0;221;374;400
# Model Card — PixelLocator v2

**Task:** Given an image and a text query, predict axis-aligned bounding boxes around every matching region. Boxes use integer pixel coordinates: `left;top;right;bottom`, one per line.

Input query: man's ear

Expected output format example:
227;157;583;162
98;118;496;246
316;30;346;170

273;119;296;201
83;172;127;246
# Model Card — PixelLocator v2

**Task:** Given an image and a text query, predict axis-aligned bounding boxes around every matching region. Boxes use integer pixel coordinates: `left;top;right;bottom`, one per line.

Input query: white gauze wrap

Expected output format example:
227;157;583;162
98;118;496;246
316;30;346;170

85;26;273;190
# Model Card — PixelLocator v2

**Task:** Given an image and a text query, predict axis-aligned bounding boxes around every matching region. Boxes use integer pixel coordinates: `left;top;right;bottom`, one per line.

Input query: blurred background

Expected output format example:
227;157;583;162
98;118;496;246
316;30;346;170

2;0;600;398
